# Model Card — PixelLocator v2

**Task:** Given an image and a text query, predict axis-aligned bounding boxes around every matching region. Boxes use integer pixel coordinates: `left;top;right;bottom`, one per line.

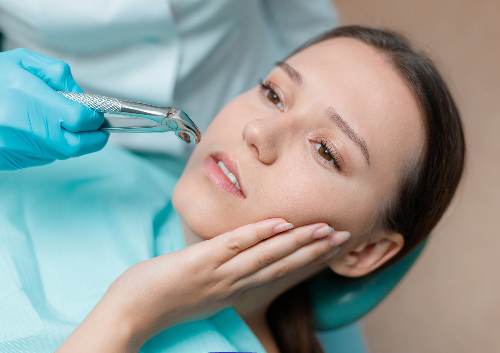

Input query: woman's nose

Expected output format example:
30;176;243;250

243;116;287;164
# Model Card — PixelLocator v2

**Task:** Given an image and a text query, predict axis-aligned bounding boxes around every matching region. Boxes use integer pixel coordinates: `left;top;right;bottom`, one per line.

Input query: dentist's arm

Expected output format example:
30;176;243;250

0;49;108;171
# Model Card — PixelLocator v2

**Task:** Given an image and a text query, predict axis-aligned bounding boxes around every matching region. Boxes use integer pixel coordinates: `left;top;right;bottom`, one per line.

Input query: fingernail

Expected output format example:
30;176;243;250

273;222;294;234
329;231;351;247
319;246;340;261
312;226;335;239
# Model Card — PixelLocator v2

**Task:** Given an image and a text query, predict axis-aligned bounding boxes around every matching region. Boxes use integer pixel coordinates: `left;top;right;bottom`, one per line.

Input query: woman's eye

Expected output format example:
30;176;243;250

260;81;284;110
266;89;281;106
316;143;334;161
315;140;342;170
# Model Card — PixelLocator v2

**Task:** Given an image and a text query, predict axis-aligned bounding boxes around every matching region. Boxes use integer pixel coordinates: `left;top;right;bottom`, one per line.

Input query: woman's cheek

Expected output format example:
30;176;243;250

248;166;334;227
265;169;376;235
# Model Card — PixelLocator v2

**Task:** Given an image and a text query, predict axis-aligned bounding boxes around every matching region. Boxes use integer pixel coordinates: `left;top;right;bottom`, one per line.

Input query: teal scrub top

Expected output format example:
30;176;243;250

0;146;265;352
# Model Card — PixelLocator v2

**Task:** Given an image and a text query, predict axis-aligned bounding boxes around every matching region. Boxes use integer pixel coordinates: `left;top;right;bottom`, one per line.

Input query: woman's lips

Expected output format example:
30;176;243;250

203;154;245;199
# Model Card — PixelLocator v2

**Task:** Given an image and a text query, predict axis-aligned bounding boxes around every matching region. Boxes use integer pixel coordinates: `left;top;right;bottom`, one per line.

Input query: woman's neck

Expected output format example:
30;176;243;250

180;219;326;352
235;303;280;353
232;266;322;353
180;220;280;350
181;220;205;247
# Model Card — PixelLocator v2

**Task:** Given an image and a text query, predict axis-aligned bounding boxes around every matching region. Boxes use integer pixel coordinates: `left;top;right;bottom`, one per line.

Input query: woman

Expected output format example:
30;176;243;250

0;26;465;352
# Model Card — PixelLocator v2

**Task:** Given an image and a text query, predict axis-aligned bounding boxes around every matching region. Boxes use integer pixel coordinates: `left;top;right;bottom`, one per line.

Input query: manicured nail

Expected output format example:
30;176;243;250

329;231;351;247
273;222;294;234
319;246;340;261
312;226;335;239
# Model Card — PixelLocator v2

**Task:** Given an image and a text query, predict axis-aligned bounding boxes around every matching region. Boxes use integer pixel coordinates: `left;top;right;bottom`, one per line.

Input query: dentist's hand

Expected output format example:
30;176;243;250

0;49;108;171
57;219;350;353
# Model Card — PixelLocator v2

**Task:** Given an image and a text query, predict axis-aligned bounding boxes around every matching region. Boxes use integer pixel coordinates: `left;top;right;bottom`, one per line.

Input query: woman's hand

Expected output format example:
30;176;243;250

57;219;349;353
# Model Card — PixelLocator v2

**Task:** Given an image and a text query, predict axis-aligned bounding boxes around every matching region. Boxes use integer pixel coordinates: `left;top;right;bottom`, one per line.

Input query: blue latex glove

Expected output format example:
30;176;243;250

0;48;108;170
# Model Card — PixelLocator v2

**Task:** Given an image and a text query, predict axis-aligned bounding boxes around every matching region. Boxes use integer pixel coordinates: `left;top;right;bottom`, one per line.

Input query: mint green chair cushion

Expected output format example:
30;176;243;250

308;241;426;331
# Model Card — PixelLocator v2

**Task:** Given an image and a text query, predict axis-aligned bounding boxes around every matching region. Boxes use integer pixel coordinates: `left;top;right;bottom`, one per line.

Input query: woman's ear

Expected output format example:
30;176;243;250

328;230;404;278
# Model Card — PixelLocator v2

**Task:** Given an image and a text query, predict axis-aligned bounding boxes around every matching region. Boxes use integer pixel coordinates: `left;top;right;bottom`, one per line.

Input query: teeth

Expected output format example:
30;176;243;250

217;161;241;190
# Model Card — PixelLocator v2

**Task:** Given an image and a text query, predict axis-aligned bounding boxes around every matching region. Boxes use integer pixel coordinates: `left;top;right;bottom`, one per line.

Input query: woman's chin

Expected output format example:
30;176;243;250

173;182;229;240
173;162;250;240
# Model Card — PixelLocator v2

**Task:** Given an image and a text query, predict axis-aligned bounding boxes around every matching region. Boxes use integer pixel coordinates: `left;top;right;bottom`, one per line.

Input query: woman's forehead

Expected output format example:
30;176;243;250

285;38;406;105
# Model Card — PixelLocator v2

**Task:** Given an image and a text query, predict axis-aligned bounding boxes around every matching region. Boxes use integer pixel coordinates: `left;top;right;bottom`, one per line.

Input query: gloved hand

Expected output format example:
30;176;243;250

0;48;108;171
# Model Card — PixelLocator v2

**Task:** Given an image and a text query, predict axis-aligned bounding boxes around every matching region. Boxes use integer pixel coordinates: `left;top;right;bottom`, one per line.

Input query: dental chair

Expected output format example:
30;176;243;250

137;152;427;353
309;241;426;352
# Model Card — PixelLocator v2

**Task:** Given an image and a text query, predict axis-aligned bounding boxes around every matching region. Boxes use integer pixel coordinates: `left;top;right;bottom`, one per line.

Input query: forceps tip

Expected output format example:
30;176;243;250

170;110;202;144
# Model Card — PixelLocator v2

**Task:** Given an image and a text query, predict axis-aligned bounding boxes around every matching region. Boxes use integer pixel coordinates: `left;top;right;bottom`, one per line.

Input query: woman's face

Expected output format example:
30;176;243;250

173;38;424;247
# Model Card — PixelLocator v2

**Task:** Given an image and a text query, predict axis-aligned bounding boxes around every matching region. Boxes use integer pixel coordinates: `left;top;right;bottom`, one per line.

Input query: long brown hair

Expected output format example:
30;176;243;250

267;25;466;352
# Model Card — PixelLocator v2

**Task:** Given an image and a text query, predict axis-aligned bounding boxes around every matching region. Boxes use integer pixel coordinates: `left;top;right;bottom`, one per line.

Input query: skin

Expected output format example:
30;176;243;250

57;37;424;353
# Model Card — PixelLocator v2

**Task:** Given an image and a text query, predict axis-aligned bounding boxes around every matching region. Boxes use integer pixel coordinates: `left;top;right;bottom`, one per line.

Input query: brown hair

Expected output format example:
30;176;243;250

267;25;466;352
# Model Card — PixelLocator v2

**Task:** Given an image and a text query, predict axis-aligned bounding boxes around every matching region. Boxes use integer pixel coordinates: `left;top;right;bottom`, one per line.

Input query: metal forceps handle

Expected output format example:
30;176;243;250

57;91;201;144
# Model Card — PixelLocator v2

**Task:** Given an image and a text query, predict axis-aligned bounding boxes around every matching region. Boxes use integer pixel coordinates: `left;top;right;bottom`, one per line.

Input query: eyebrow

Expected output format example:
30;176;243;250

326;107;370;165
276;61;303;85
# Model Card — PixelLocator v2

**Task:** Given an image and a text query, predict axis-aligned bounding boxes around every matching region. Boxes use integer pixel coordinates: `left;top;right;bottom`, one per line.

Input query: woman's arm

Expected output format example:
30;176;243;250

56;218;348;352
56;297;142;353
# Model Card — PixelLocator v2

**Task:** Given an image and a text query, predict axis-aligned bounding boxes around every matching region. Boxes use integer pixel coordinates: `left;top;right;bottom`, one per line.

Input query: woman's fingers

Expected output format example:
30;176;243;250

237;230;351;289
205;218;351;293
211;218;292;265
226;223;330;275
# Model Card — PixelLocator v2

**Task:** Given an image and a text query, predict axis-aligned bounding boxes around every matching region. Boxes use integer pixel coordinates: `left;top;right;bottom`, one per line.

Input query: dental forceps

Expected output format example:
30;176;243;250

57;91;201;144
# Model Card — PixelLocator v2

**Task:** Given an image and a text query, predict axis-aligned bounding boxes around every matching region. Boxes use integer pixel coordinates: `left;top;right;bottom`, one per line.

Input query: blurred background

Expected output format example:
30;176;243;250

332;0;500;352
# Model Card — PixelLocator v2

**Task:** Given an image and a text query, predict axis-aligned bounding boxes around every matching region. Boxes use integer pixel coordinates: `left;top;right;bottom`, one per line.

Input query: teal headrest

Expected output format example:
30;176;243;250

307;240;427;331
